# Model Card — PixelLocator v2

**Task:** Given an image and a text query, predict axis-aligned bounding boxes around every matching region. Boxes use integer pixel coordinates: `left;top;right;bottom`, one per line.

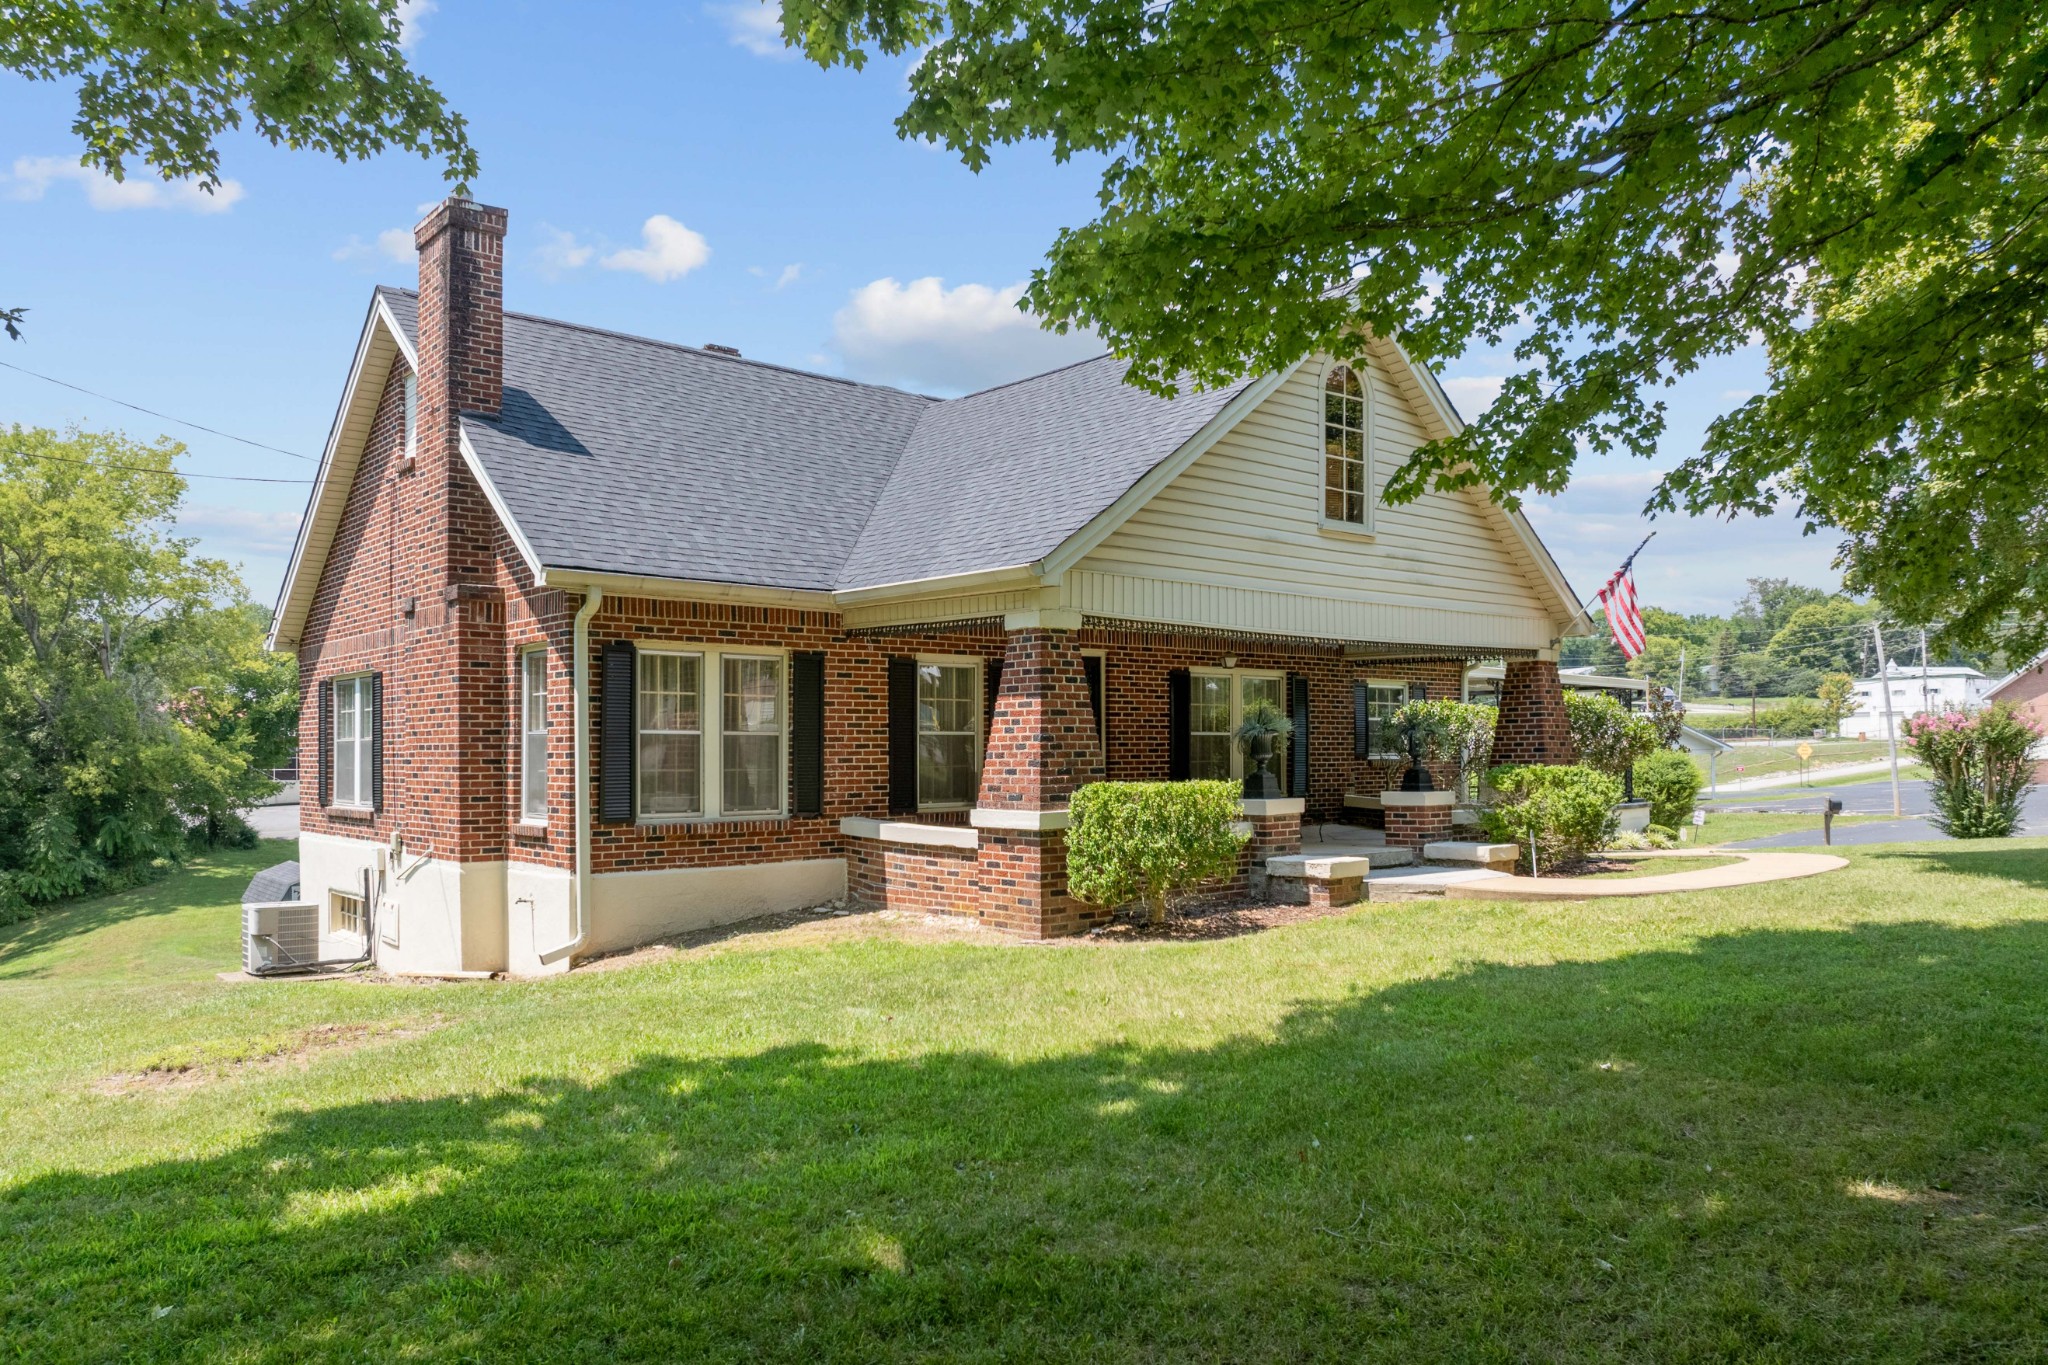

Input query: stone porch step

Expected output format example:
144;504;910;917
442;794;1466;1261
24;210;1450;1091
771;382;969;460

1265;847;1417;878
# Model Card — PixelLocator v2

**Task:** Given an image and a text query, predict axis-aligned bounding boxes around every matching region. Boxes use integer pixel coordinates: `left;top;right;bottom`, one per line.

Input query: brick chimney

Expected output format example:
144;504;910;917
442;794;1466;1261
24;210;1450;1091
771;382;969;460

414;198;506;423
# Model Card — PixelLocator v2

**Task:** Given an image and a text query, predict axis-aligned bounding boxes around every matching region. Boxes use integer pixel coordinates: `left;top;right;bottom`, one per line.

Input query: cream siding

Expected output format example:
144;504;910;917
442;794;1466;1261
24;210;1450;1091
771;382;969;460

1072;359;1557;649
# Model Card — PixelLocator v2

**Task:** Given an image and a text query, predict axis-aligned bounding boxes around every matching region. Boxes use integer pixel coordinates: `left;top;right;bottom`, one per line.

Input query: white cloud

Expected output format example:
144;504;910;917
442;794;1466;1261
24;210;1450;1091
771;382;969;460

1438;374;1505;417
710;1;792;58
332;228;415;265
395;0;435;52
1721;388;1756;402
7;156;244;213
600;215;711;283
535;225;597;277
174;504;303;560
750;262;803;290
830;276;1102;393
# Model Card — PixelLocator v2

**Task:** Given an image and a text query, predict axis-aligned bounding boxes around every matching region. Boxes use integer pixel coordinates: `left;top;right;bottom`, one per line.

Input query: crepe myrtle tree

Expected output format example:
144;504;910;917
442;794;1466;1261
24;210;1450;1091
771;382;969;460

0;0;478;335
782;0;2048;658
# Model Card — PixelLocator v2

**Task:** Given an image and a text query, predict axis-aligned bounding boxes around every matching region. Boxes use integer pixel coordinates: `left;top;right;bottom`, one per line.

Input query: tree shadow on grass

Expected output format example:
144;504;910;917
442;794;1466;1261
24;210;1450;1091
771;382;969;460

0;843;283;979
5;921;2046;1361
1862;843;2048;892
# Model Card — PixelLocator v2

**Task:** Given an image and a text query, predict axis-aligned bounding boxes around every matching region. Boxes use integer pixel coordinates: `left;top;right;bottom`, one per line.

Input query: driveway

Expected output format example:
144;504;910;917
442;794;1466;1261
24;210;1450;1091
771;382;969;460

1707;781;2048;847
244;803;300;839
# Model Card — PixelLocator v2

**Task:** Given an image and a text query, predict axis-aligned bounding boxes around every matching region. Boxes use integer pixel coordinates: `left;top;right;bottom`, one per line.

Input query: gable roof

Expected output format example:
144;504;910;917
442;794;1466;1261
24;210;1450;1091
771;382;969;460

272;289;1582;645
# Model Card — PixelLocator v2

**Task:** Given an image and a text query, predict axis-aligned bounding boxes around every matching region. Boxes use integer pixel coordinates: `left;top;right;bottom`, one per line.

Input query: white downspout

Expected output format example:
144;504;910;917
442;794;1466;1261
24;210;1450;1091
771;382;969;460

539;586;602;965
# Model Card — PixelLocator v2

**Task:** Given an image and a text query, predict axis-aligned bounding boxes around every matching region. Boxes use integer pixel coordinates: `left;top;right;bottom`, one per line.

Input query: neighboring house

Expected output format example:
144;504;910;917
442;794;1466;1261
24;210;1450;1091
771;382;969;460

1986;653;2048;781
268;199;1585;976
1836;664;1993;739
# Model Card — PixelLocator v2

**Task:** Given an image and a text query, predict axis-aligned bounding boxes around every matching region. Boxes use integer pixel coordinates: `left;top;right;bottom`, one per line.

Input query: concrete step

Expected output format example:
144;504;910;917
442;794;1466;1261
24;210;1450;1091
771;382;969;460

1265;847;1416;878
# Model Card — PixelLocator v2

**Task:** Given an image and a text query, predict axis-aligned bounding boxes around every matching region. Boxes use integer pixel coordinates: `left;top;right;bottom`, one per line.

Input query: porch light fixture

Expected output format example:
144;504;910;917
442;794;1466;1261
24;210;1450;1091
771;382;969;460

1220;655;1238;668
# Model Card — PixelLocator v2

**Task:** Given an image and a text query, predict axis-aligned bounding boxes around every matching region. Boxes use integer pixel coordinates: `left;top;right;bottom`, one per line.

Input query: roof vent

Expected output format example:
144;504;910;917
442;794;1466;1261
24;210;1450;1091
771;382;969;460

704;343;741;357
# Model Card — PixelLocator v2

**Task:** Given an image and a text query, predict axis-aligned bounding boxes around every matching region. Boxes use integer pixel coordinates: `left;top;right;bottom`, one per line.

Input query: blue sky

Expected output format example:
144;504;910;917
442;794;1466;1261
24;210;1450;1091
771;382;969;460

0;0;1842;618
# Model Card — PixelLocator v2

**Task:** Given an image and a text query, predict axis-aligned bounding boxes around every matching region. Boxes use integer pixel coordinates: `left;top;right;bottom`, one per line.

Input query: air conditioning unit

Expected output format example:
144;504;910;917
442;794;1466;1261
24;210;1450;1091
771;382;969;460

244;900;321;974
241;859;319;974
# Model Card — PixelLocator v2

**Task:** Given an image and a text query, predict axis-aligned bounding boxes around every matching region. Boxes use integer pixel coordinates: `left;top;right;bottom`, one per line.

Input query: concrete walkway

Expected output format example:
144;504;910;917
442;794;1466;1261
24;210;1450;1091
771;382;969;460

1367;848;1847;902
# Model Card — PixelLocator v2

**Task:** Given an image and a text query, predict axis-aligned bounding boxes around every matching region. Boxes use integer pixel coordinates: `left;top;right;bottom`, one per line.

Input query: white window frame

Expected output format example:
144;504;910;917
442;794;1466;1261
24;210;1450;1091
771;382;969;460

1189;667;1287;782
915;654;984;812
402;371;419;464
519;647;548;822
636;645;788;822
331;672;373;810
330;889;365;938
1319;358;1374;537
1363;679;1410;760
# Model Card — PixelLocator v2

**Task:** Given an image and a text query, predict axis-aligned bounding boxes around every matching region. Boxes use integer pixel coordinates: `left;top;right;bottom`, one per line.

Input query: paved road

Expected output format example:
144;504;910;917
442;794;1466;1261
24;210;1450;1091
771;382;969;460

245;803;300;839
1707;780;2048;847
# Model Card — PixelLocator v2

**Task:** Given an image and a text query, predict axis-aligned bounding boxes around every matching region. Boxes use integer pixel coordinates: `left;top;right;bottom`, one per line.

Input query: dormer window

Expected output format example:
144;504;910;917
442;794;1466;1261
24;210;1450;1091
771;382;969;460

402;371;419;466
1323;361;1368;528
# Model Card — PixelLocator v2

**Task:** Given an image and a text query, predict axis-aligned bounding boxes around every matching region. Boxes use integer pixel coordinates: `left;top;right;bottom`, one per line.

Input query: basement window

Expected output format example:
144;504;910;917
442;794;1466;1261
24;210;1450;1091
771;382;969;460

330;890;365;937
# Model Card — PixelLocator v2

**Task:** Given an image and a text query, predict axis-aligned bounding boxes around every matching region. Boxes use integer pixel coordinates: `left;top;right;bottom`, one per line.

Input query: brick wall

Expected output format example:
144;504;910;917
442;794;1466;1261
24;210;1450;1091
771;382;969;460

848;840;979;916
978;628;1104;810
1489;658;1577;766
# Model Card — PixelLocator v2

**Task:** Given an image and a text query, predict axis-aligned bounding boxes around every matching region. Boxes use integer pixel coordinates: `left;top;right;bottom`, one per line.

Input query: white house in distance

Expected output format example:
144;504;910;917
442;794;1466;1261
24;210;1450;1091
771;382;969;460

1837;664;1994;739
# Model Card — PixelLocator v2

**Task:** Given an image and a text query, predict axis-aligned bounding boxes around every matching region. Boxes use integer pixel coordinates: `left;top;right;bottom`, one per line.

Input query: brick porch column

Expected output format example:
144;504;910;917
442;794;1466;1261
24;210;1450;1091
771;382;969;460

971;612;1105;937
1382;790;1456;849
1489;658;1577;767
1241;797;1303;900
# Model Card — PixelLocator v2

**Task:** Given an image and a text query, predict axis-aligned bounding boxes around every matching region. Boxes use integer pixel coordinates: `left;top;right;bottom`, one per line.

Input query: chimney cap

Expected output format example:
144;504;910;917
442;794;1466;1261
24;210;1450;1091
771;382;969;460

703;343;741;357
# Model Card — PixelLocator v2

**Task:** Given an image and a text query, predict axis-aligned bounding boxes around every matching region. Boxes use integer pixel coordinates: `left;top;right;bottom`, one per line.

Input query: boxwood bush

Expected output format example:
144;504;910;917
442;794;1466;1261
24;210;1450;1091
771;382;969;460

1067;780;1247;925
1632;749;1704;830
1482;764;1622;871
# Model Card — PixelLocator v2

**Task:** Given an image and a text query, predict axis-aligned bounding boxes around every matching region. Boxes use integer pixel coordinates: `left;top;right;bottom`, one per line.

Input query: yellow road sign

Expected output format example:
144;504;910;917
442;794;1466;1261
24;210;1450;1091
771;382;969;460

1796;742;1814;761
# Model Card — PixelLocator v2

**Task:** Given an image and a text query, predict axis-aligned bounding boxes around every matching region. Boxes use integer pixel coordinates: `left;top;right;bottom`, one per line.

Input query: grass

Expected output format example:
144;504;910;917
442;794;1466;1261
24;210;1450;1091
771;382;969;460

1579;855;1743;879
1690;810;1892;845
1692;739;1897;785
5;838;2048;1361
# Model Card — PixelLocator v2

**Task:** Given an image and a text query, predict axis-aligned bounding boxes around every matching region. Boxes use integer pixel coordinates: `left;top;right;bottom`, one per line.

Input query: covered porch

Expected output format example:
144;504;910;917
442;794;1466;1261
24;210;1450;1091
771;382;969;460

838;602;1576;936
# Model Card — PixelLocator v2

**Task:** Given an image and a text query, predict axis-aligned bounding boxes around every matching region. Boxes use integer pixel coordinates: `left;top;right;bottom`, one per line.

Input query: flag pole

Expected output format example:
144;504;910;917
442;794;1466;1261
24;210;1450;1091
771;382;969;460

1617;531;1656;574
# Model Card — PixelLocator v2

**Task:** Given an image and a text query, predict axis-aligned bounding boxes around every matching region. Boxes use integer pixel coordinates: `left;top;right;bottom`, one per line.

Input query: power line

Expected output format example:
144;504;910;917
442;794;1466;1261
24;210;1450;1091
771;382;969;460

3;448;314;484
0;357;317;462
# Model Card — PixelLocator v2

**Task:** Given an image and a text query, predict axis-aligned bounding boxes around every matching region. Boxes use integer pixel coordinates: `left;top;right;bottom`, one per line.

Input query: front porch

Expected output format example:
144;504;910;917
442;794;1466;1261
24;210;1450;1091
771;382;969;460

840;609;1575;936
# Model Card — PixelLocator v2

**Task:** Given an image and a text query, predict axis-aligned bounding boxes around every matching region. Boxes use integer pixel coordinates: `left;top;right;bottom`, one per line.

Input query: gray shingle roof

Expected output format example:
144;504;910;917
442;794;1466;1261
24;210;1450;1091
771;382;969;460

376;287;1253;592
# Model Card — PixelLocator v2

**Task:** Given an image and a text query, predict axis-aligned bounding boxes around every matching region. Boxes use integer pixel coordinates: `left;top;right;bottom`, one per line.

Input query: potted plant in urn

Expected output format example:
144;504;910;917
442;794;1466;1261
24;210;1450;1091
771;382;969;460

1234;699;1295;799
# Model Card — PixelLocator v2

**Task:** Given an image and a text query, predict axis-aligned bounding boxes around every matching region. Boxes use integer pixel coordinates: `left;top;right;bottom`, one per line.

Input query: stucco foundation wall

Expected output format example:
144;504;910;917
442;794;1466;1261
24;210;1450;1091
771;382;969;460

579;858;846;957
299;830;508;975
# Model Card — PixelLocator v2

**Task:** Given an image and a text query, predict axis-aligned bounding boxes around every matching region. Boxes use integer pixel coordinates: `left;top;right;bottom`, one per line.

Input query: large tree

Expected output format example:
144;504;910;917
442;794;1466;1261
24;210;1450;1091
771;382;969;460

0;428;296;912
1;0;477;334
785;0;2048;654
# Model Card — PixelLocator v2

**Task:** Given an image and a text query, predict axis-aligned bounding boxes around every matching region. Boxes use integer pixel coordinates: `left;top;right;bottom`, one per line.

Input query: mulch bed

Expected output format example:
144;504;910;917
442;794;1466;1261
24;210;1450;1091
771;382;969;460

1083;896;1352;942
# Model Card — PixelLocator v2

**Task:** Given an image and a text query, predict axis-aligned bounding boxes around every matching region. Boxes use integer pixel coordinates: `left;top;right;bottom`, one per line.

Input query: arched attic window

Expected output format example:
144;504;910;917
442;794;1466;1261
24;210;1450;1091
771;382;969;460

1323;361;1370;528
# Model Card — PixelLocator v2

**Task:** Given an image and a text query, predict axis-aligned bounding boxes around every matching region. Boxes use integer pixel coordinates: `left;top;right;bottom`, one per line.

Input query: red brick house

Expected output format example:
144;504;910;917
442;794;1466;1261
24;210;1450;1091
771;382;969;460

1987;653;2048;781
268;198;1584;976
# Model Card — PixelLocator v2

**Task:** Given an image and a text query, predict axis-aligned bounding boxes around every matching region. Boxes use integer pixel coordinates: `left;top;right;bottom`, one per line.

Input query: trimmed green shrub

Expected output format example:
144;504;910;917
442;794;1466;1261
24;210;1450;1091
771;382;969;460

1562;692;1661;778
1067;780;1248;925
1632;749;1703;830
1482;764;1622;871
1904;704;2044;838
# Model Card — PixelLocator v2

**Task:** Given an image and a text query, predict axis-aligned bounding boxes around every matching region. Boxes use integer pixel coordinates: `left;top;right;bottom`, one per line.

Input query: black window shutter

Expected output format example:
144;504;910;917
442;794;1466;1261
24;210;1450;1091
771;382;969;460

600;640;637;822
369;672;385;812
790;650;825;817
983;657;1005;739
888;655;919;815
1167;668;1191;780
1082;654;1105;741
317;678;334;807
1353;680;1370;759
1288;673;1310;798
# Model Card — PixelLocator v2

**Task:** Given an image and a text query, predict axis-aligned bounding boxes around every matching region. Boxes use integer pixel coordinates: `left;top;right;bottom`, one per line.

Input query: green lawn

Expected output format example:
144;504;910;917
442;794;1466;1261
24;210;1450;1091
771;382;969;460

1690;810;1893;845
4;838;2047;1361
1694;739;1897;785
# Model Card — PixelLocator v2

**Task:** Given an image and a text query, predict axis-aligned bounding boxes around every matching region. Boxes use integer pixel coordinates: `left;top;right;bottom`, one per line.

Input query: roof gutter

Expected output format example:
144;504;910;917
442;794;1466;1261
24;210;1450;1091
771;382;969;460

538;585;602;967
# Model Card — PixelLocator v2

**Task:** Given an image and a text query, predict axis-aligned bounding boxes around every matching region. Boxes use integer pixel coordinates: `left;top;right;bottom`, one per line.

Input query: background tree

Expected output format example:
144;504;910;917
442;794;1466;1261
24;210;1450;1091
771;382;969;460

1765;600;1875;675
0;427;295;916
786;0;2048;656
0;0;477;334
1816;672;1857;733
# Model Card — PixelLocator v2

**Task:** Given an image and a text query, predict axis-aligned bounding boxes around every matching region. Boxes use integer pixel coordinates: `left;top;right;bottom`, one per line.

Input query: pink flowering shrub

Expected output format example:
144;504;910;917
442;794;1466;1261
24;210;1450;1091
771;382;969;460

1902;703;2044;838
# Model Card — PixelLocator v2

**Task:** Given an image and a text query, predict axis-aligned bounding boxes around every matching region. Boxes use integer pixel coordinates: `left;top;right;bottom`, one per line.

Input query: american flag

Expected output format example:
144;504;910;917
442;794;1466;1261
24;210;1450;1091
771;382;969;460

1598;566;1647;660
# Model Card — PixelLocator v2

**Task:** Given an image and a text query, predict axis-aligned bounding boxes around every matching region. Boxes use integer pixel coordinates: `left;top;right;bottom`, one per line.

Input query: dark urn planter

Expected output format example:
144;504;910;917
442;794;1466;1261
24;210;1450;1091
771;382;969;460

1242;734;1282;799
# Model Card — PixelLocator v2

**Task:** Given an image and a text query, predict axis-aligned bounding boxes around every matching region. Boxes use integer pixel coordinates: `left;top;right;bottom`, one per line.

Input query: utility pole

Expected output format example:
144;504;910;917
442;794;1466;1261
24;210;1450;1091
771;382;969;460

1676;644;1687;707
1873;622;1903;817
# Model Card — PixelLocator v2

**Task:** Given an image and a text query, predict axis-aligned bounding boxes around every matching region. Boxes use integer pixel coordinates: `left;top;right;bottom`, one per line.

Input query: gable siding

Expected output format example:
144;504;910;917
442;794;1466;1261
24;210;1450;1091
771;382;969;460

1072;359;1555;650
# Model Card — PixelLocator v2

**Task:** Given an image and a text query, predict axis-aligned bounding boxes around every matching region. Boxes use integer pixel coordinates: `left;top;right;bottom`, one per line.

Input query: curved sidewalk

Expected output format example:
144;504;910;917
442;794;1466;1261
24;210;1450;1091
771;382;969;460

1378;848;1848;902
